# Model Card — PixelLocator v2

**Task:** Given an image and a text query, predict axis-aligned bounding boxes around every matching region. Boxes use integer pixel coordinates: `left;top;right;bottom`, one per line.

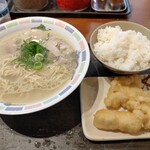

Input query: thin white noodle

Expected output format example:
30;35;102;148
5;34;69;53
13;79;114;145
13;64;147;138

0;54;72;98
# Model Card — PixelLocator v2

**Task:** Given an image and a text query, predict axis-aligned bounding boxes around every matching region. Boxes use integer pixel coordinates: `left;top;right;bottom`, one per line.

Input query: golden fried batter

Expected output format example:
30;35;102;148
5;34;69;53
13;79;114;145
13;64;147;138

94;109;143;134
104;75;150;109
94;74;150;134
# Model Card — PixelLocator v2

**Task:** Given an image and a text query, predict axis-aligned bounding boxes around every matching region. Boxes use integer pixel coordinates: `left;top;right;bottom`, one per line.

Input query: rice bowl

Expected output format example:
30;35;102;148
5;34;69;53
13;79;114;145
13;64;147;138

90;21;150;74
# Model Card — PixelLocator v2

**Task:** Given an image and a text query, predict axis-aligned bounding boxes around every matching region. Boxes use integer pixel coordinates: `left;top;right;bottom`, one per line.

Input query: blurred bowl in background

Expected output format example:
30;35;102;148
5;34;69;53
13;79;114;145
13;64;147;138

12;0;48;11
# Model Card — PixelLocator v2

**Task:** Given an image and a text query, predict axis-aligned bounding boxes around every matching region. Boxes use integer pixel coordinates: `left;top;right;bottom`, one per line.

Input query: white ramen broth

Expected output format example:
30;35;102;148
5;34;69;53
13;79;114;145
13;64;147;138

0;25;77;104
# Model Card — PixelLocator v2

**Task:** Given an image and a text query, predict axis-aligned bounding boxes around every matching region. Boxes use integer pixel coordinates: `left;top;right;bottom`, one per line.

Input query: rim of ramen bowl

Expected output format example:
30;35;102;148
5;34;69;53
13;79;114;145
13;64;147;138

0;16;90;115
90;21;150;74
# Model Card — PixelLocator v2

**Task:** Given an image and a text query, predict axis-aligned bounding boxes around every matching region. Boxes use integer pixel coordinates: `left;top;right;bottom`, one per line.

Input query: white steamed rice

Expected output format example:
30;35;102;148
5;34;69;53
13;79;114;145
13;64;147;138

93;26;150;71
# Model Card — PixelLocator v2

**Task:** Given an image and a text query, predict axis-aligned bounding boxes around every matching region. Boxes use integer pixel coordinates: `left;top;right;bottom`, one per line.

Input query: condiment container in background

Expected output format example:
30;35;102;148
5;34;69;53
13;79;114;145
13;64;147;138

12;0;48;11
96;0;107;9
109;0;123;10
56;0;90;11
0;0;10;24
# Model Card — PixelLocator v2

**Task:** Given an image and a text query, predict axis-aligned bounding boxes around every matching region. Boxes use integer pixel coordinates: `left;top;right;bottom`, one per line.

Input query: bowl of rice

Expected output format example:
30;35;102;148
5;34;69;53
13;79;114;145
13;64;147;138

90;21;150;74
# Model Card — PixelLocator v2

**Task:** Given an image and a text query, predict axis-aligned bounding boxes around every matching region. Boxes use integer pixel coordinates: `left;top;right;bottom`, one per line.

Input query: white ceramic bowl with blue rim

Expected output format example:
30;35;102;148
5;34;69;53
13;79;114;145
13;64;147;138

0;17;90;115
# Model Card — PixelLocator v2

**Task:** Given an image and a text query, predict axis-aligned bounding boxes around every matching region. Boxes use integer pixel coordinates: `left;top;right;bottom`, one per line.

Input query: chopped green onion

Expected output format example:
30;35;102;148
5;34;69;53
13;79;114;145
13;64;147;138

34;53;44;62
13;40;52;70
33;62;43;70
32;24;48;31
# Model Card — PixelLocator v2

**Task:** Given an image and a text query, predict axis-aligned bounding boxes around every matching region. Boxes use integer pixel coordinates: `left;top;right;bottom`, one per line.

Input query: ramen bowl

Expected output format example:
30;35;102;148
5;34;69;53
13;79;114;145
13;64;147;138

0;17;90;115
90;21;150;74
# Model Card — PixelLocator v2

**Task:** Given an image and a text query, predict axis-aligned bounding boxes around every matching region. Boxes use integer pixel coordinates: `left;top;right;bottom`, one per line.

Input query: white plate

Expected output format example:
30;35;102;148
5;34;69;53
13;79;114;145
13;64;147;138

80;75;150;141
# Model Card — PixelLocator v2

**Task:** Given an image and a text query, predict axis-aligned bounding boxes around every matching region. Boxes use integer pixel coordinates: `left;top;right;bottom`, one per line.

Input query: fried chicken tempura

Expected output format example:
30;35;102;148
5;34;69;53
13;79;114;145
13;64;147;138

104;75;150;109
94;109;143;134
93;74;150;134
114;74;142;87
125;101;150;130
140;104;150;130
